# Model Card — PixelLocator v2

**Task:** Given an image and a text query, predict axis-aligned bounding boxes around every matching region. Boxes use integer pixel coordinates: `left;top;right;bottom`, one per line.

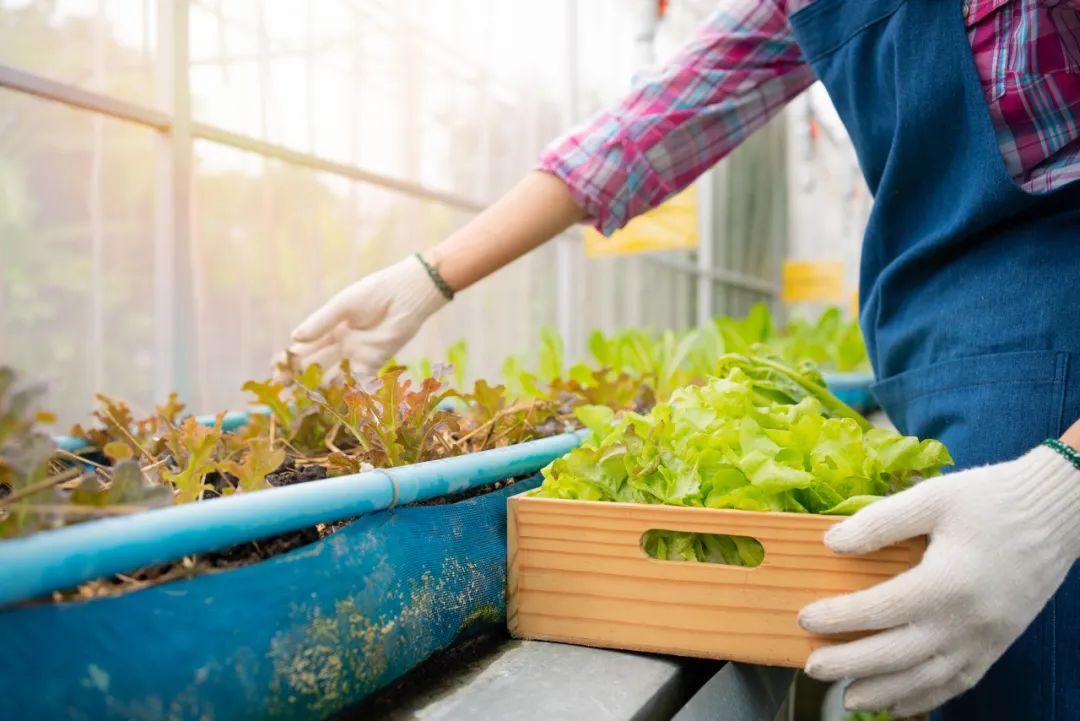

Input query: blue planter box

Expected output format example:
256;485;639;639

0;475;540;720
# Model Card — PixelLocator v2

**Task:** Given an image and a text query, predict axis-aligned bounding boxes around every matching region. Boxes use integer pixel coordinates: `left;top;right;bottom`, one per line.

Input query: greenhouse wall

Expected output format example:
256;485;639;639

0;0;796;428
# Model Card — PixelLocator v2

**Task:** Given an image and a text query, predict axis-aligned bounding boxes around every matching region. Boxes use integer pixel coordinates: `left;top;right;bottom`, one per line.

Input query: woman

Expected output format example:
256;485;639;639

285;2;1080;717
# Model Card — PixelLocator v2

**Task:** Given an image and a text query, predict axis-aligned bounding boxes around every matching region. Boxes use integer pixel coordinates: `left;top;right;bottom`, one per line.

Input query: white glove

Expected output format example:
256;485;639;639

282;254;448;380
799;443;1080;717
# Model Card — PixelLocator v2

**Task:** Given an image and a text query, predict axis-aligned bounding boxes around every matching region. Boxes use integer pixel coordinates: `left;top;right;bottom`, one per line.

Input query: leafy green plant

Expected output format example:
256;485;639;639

534;355;950;529
0;368;61;537
756;305;869;373
537;326;565;382
446;340;468;388
584;304;870;390
161;416;225;503
0;368;176;538
715;300;773;352
401;338;469;389
334;368;458;467
642;529;765;566
69;460;172;510
217;438;286;494
501;354;544;400
0;304;880;602
550;368;650;415
844;712;894;721
69;392;176;461
458;379;535;445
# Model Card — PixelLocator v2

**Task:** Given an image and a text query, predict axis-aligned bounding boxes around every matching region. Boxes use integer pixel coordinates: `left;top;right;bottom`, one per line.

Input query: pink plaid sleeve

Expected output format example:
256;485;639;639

538;0;815;236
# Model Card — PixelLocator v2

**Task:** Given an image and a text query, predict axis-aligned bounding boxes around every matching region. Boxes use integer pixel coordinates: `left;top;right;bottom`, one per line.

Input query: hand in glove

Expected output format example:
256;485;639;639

281;254;449;380
799;441;1080;717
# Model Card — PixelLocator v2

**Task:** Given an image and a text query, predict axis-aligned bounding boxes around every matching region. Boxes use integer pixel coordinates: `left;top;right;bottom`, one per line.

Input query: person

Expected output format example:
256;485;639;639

284;1;1080;717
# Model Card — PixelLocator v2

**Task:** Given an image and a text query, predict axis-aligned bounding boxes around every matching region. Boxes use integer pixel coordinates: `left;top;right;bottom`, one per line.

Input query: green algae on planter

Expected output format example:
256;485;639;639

0;477;539;721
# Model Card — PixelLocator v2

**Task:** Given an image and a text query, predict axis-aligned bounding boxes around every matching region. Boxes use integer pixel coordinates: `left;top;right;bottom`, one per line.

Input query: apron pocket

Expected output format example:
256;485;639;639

870;350;1068;468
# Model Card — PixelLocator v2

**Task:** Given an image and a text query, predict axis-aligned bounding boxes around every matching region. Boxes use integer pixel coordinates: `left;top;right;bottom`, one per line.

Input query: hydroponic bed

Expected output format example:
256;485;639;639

0;306;885;720
2;472;543;720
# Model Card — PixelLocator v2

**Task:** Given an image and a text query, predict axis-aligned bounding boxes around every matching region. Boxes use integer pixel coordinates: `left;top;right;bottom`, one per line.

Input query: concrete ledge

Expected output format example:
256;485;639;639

674;663;795;721
354;637;718;721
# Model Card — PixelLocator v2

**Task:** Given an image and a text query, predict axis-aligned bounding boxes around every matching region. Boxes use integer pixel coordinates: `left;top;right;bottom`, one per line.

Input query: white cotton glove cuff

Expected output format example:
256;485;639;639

800;442;1080;716
387;254;451;322
997;444;1080;560
819;444;1080;564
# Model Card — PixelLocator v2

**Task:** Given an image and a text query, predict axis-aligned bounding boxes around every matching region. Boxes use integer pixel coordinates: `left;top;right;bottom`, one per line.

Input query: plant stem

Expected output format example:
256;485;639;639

103;409;157;463
54;448;109;469
0;467;84;506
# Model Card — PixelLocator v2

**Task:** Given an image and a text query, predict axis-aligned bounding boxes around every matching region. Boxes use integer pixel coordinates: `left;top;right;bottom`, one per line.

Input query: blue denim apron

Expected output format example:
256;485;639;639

787;1;1080;717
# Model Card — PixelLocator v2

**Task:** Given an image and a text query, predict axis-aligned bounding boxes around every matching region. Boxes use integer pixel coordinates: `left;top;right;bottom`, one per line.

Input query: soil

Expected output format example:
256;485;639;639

407;477;522;507
264;458;330;487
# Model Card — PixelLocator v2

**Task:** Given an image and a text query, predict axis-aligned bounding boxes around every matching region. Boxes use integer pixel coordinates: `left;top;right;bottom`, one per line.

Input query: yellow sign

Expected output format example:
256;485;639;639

781;260;845;303
584;183;698;258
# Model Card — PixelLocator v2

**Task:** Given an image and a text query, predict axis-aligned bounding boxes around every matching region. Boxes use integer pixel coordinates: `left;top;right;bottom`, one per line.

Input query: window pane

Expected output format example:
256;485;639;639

0;89;159;425
189;0;569;203
192;140;558;413
0;0;158;106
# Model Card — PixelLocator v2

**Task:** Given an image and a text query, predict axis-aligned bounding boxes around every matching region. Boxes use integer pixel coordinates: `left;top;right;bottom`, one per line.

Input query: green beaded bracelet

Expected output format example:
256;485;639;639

414;253;454;301
1043;438;1080;474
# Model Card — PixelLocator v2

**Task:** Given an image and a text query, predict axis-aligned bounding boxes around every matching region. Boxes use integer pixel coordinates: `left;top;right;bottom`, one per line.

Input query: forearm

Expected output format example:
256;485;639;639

538;2;814;236
1062;417;1080;451
422;171;585;292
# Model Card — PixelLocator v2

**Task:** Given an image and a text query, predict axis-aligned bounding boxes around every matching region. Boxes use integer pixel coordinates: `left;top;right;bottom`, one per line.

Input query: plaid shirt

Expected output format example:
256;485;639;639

540;0;1080;235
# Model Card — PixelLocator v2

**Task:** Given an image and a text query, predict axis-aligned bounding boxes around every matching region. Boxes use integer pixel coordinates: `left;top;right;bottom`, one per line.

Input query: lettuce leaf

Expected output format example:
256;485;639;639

534;356;951;563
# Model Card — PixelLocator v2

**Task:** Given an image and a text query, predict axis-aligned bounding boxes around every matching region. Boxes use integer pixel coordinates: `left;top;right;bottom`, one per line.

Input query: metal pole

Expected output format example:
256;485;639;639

641;253;779;294
555;0;580;356
696;171;715;327
89;0;107;396
0;64;172;130
153;4;173;404
156;0;196;407
0;61;484;213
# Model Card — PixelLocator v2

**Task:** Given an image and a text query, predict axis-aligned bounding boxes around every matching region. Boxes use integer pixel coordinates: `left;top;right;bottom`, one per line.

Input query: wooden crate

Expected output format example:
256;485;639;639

507;494;924;668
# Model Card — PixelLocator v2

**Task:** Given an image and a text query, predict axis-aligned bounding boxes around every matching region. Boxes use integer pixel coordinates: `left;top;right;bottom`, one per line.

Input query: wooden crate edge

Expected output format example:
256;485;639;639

506;629;804;670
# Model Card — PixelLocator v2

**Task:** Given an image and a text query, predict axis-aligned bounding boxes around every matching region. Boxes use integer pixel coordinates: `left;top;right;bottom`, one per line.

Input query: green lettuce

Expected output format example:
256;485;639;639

534;356;951;563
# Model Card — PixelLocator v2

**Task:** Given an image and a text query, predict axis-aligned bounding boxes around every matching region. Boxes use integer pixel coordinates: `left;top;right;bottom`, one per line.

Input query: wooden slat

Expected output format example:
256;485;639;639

518;517;843;544
520;516;833;542
522;551;898;590
516;614;824;668
507;494;925;668
522;568;858;612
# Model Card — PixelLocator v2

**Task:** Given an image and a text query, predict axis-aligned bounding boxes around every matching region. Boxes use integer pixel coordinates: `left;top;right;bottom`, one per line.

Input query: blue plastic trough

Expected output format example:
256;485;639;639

0;433;584;720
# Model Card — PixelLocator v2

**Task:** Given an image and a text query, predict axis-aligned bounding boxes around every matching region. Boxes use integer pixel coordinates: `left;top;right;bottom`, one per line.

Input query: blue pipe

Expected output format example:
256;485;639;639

0;431;584;607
